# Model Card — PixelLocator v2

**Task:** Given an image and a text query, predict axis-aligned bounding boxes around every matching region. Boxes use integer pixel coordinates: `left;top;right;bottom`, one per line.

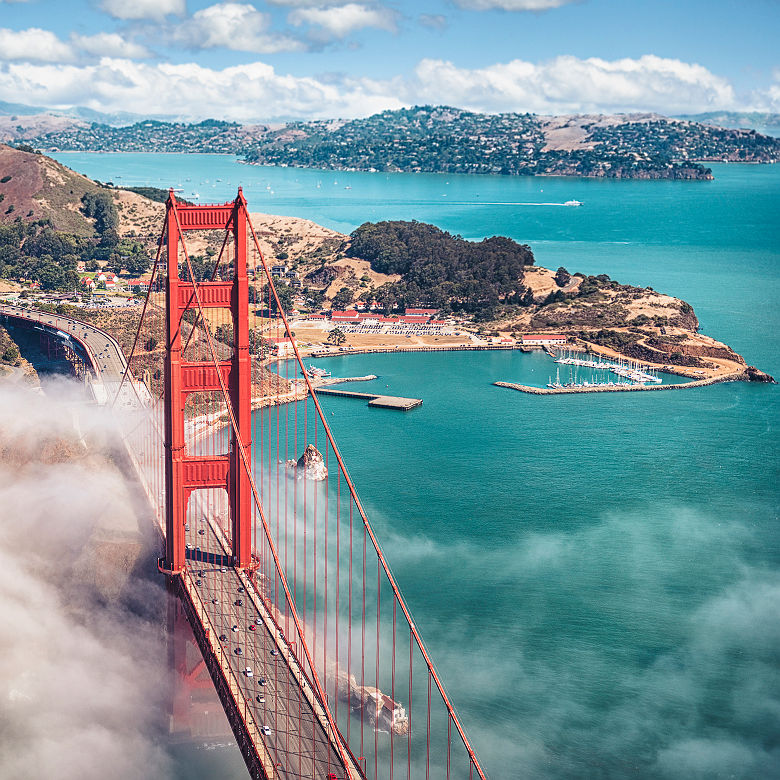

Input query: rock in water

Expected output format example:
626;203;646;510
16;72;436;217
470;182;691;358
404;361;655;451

286;444;327;481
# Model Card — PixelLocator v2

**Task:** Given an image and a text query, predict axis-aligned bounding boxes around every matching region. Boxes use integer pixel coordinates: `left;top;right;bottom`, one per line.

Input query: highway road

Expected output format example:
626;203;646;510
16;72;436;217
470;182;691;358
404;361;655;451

0;302;135;406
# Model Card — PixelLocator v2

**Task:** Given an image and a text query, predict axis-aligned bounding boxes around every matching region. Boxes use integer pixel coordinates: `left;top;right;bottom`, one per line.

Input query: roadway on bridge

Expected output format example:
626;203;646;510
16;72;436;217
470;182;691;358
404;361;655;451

184;523;350;778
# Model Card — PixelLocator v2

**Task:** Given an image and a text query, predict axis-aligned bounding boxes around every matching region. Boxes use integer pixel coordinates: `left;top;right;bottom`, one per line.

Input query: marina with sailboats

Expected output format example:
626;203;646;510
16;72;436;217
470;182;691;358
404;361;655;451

548;349;662;388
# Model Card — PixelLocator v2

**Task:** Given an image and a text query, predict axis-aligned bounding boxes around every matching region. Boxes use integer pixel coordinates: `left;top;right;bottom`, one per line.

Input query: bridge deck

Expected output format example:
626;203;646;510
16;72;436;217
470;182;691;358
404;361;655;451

181;509;357;779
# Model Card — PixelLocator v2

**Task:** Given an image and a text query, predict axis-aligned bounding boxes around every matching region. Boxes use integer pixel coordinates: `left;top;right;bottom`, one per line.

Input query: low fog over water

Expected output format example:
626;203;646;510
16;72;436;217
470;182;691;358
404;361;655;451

0;380;173;779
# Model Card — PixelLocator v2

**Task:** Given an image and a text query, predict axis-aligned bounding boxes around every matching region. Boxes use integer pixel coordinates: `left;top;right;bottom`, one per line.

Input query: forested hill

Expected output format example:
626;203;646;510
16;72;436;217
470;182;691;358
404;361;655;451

243;106;780;179
0;145;154;291
346;220;534;317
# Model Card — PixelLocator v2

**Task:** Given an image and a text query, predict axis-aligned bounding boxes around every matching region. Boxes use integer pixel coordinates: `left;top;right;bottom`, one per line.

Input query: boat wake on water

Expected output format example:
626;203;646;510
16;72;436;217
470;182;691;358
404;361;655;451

444;200;583;207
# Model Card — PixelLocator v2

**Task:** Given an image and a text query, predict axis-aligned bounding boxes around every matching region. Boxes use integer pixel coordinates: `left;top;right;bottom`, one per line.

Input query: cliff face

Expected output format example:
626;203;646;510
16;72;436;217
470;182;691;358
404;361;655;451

0;322;39;386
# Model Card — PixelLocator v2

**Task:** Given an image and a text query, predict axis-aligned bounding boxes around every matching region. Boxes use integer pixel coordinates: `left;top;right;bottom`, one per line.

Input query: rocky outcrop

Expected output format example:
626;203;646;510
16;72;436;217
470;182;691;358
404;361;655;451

742;366;776;383
286;444;327;481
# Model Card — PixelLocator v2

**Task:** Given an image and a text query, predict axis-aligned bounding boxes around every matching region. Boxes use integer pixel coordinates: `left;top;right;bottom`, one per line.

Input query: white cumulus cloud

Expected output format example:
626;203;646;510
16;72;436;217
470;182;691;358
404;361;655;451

0;54;765;121
454;0;576;9
0;27;73;63
411;55;738;115
288;3;398;37
173;2;304;53
72;32;153;60
100;0;186;20
0;58;402;120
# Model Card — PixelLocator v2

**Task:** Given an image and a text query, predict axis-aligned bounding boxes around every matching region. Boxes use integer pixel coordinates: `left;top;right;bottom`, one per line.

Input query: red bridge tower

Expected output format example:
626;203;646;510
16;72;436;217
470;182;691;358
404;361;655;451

162;190;253;574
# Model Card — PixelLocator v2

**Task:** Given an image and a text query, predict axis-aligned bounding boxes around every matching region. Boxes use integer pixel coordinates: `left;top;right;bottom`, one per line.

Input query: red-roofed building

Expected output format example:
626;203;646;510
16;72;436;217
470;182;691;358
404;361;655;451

331;310;361;322
405;308;438;316
126;279;149;290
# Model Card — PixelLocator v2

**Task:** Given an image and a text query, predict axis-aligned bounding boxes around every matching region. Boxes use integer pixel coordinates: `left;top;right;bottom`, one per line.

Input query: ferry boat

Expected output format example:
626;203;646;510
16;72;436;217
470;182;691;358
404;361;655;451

303;364;331;378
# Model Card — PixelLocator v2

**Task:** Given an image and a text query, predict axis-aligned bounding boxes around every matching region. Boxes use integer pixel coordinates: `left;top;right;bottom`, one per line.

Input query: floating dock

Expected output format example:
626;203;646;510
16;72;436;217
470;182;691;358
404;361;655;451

315;388;423;410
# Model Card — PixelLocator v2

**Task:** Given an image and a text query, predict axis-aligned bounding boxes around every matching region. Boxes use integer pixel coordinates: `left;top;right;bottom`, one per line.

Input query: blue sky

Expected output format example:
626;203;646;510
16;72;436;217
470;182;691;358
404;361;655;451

0;0;777;121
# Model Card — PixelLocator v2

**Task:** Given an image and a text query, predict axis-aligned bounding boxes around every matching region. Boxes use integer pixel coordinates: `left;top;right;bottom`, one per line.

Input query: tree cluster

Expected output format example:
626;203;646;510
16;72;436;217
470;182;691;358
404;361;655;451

0;220;80;291
347;220;534;317
0;211;150;292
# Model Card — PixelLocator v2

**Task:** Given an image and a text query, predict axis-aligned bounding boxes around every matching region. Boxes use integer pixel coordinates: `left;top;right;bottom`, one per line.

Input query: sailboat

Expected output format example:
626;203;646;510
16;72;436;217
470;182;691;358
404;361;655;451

547;368;562;389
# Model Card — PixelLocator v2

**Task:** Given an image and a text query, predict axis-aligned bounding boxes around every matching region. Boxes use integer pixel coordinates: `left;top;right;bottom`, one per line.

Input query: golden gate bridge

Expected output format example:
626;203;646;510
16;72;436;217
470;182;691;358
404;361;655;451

4;190;488;779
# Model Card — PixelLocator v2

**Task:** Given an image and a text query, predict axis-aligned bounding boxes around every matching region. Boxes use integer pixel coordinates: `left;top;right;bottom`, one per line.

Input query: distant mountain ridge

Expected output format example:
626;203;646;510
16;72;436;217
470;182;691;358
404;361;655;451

673;111;780;138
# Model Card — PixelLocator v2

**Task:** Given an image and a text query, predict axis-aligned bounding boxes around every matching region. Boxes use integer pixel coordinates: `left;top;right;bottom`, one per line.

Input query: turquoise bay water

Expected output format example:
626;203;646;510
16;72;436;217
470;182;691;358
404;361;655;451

54;153;779;778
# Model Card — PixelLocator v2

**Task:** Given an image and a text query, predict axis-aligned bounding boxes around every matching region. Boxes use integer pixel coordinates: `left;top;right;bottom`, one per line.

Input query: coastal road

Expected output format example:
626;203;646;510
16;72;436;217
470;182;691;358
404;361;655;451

0;303;140;406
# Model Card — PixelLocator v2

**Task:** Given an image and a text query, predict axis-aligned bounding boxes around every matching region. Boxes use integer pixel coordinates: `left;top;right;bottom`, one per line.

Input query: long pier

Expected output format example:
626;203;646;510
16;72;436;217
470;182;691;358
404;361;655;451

494;375;741;395
315;387;423;410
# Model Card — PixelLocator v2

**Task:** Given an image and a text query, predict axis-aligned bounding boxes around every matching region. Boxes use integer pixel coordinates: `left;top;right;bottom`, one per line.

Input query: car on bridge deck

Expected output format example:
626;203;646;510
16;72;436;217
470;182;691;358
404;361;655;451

260;726;271;736
244;667;253;677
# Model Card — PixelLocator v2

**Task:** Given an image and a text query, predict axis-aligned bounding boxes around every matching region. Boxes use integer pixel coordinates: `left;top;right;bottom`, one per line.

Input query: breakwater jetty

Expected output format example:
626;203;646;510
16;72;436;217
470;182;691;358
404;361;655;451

493;375;741;395
317;374;377;386
315;387;423;410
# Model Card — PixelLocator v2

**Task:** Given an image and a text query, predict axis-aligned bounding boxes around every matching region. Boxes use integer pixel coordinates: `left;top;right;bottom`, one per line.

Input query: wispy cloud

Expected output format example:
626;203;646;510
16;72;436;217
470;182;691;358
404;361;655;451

453;0;576;9
100;0;186;21
0;382;171;780
376;505;780;777
72;32;153;60
418;13;448;30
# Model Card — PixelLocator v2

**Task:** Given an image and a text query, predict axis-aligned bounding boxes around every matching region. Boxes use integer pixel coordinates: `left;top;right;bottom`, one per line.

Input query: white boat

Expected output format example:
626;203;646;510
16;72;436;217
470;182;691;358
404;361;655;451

304;364;331;378
564;200;583;207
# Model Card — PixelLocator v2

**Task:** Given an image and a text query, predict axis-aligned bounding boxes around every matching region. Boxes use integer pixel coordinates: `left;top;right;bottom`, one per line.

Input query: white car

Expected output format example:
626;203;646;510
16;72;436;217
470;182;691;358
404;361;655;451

244;667;253;677
260;726;271;736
